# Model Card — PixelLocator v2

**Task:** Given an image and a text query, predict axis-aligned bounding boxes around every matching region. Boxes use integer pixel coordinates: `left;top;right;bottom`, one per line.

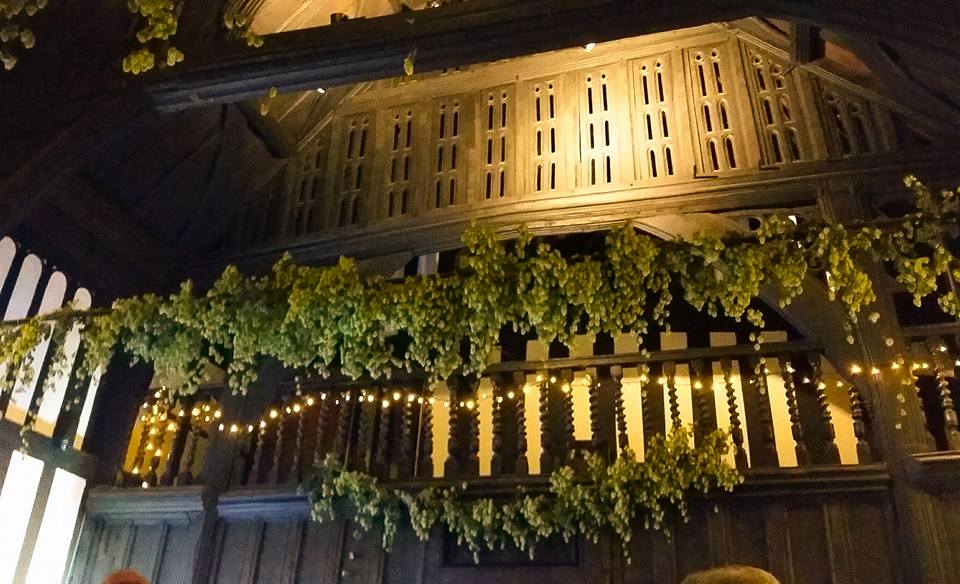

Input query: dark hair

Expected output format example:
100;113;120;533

680;565;780;584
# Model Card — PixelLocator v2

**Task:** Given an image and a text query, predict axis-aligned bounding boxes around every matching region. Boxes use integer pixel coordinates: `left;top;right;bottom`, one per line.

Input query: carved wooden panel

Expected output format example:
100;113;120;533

741;45;809;166
685;42;747;174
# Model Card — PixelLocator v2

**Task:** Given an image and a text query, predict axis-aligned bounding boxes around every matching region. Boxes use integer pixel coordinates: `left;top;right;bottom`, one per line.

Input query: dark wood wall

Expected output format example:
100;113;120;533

68;468;904;584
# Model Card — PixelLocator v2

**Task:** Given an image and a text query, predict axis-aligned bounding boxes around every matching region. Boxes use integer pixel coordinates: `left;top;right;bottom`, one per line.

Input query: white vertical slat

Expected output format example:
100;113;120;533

430;382;450;478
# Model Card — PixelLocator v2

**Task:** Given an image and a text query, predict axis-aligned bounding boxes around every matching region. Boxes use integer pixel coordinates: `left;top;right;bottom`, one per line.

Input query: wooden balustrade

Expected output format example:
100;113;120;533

111;327;960;492
203;338;888;489
902;324;960;452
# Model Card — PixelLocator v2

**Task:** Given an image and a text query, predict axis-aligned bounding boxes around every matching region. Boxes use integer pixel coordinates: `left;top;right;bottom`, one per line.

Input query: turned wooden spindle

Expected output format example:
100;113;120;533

313;393;332;466
538;374;553;473
639;363;661;453
690;359;717;447
268;401;289;484
396;394;416;478
444;378;463;476
745;356;779;467
928;338;960;450
161;405;191;486
490;375;504;476
779;354;809;465
417;390;434;478
513;371;529;475
247;419;268;485
847;382;874;463
375;391;393;475
663;361;680;429
559;370;576;461
720;359;748;471
610;365;628;452
288;402;306;484
333;392;355;466
807;352;841;463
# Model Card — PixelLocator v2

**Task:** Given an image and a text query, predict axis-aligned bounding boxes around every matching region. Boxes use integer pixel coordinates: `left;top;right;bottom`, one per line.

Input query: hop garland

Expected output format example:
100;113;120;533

1;177;958;400
305;426;742;562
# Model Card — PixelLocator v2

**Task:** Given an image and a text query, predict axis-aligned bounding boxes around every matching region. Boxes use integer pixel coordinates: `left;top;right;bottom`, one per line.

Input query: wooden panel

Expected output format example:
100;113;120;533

155;523;202;584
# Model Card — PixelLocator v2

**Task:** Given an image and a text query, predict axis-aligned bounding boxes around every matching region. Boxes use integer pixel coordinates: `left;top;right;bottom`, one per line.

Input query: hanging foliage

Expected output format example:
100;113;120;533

0;177;957;398
306;425;742;561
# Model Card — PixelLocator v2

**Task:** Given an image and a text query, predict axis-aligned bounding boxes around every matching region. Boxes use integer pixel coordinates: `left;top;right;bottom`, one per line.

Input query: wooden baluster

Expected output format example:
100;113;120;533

144;426;163;487
927;338;960;450
640;363;664;453
465;378;480;476
663;361;680;429
376;390;393;476
268;400;288;484
333;392;357;466
444;378;462;476
513;371;529;475
395;393;416;479
417;390;434;478
721;359;748;471
353;393;371;472
588;369;602;451
247;418;268;485
559;369;575;462
807;352;841;463
847;382;874;463
313;393;331;466
691;359;718;447
743;356;779;467
490;375;504;476
538;374;553;473
780;354;809;465
611;366;628;452
288;400;307;484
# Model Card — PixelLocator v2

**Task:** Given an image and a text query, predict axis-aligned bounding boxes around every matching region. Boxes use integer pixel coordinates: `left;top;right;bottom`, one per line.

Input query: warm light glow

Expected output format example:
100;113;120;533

382;399;390;408
316;87;326;93
507;391;515;399
260;420;267;429
293;404;302;413
891;362;901;370
214;410;222;419
191;407;201;417
870;367;881;375
465;400;476;410
306;397;315;406
393;391;402;401
407;394;416;402
269;409;279;419
218;423;224;431
535;374;543;383
693;381;703;390
229;424;239;433
561;383;571;393
549;376;557;384
849;364;862;375
584;42;596;51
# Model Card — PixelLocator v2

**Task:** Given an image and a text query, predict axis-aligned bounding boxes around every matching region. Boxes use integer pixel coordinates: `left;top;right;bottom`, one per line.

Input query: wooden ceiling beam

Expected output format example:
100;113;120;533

146;0;958;111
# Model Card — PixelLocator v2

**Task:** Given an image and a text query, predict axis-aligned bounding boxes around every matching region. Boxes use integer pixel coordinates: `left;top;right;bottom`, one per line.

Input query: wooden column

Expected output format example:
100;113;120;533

820;179;957;583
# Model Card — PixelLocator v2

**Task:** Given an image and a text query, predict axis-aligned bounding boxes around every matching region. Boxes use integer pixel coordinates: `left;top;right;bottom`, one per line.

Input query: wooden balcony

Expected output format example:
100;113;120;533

76;334;935;584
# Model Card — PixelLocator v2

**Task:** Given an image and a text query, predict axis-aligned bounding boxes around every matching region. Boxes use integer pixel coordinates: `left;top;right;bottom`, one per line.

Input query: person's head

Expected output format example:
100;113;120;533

102;569;149;584
680;565;780;584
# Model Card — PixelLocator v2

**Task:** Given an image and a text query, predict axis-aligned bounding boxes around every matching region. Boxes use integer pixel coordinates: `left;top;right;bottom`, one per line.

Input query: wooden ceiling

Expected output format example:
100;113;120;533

0;0;957;296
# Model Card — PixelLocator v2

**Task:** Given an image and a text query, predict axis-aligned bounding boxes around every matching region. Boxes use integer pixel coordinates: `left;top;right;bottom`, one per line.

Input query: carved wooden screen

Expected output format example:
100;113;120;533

577;64;630;188
631;53;686;180
479;86;515;200
817;81;889;158
524;77;570;195
686;43;743;174
428;96;470;208
287;130;329;235
331;114;373;226
742;45;808;166
383;105;418;218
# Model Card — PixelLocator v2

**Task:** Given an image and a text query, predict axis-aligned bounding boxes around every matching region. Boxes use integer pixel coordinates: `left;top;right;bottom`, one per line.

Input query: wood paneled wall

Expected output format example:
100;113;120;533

68;469;904;584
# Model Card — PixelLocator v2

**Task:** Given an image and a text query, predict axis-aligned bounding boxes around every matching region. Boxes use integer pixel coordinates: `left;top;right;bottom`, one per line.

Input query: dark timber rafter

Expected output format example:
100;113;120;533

146;0;959;111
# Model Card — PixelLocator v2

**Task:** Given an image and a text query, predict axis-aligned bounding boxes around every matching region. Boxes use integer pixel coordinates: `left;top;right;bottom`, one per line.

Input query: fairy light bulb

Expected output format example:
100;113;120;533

849;364;862;375
382;399;390;408
465;400;476;410
561;383;571;393
693;381;703;390
870;367;881;375
507;391;515;399
306;397;315;406
549;376;557;384
393;391;401;401
259;420;267;429
229;424;239;433
269;409;279;419
191;407;201;417
293;403;302;413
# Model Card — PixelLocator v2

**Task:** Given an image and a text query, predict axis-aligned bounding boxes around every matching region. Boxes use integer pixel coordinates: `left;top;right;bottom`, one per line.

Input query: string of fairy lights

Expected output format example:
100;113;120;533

125;340;958;487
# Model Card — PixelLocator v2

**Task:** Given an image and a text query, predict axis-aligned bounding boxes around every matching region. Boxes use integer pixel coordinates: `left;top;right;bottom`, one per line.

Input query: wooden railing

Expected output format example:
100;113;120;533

212;338;876;489
903;322;960;452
